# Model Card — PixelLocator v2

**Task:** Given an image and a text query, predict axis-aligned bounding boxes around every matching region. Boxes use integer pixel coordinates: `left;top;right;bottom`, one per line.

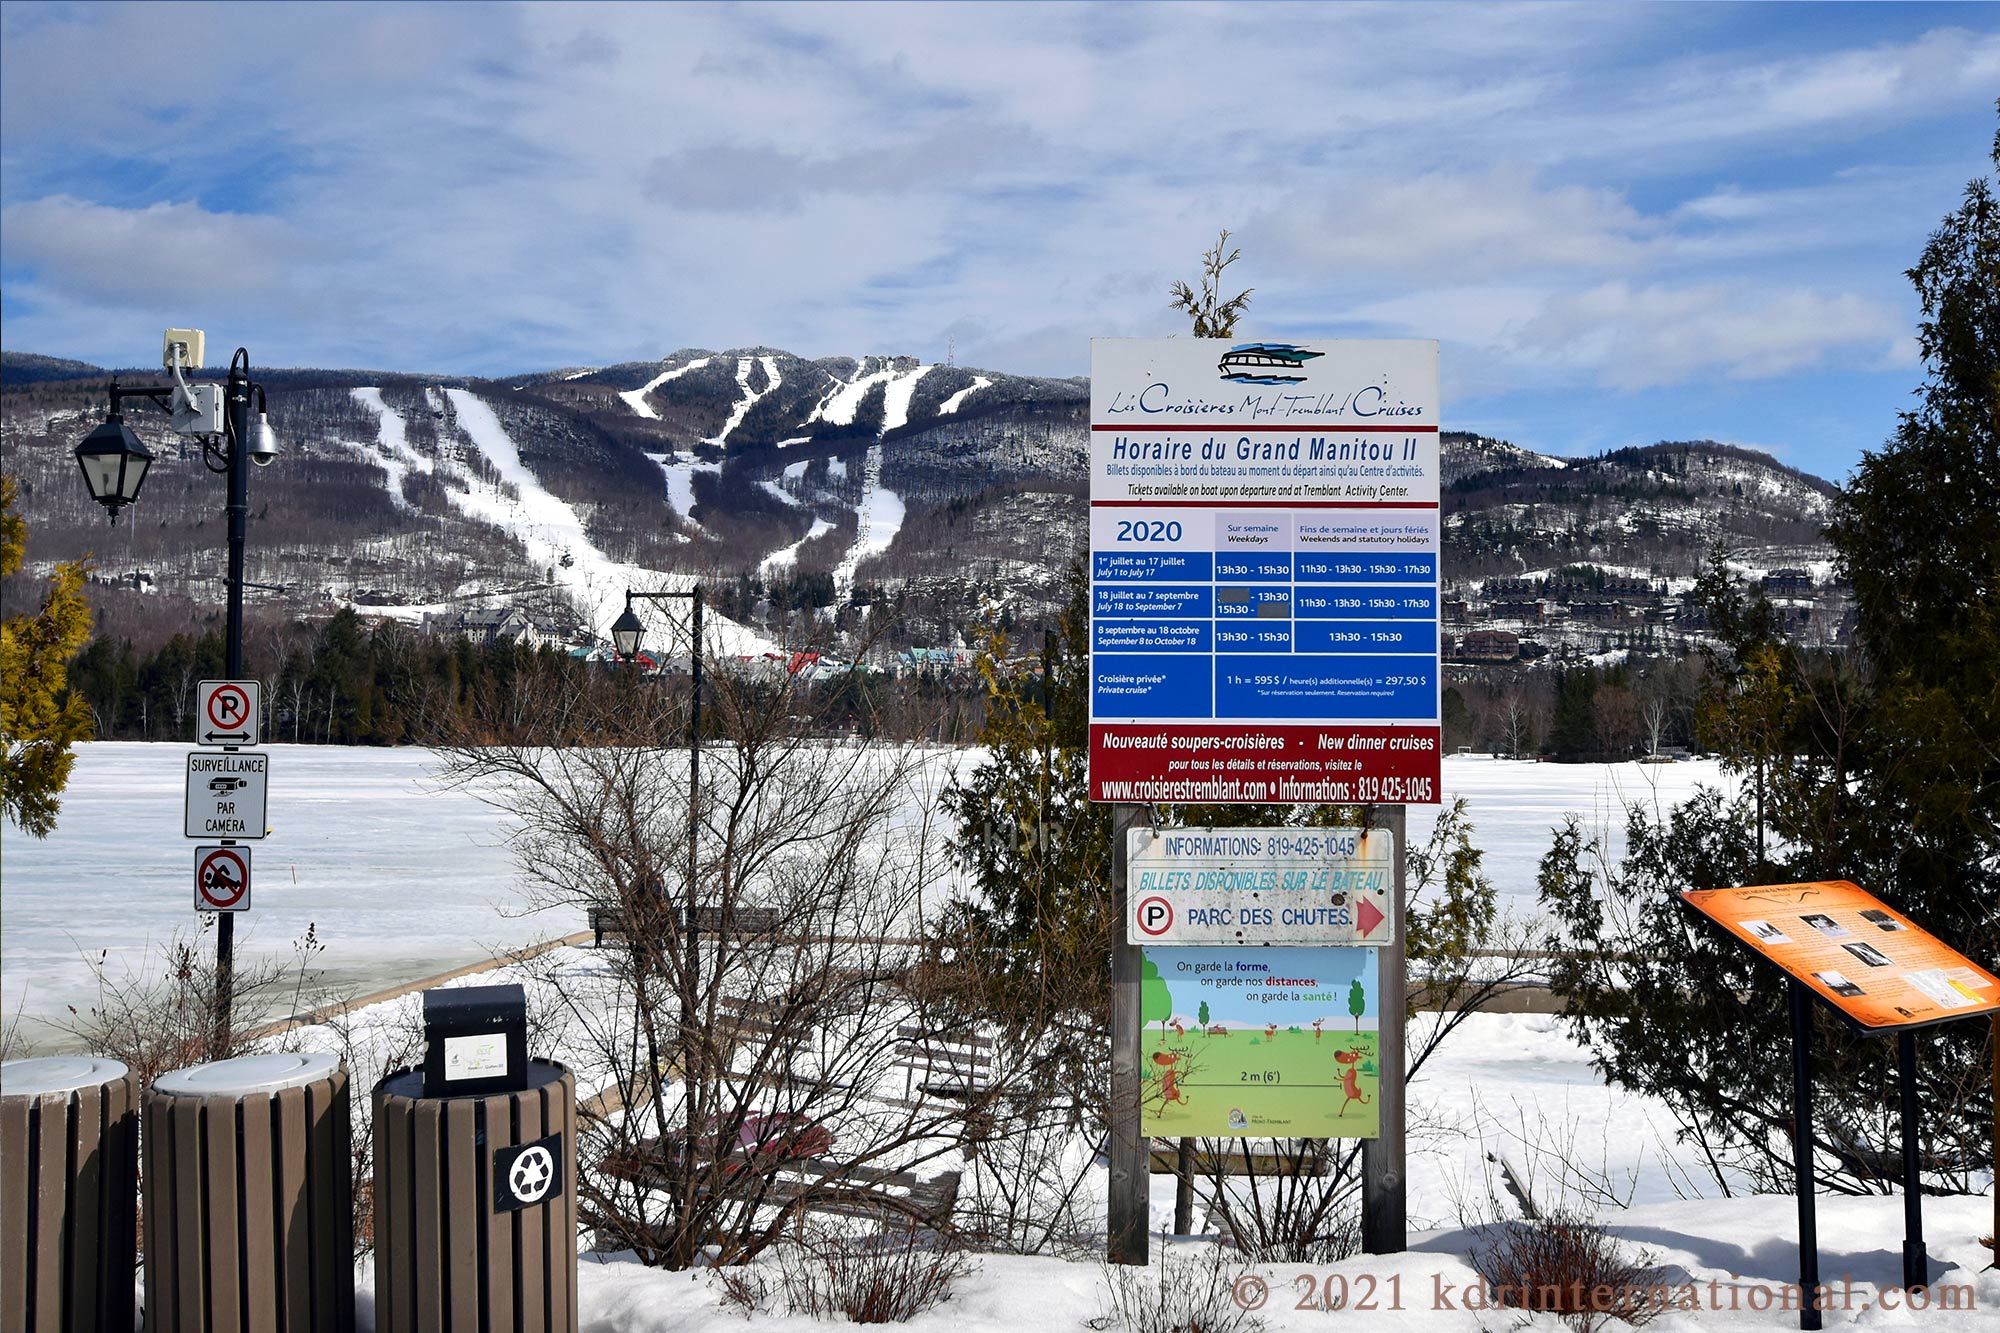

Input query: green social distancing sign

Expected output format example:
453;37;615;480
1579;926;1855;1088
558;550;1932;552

1140;946;1380;1138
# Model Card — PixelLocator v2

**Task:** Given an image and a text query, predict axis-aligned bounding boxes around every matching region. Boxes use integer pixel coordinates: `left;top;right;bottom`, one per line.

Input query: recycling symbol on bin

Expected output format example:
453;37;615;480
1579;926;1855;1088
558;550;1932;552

493;1132;564;1213
510;1145;554;1203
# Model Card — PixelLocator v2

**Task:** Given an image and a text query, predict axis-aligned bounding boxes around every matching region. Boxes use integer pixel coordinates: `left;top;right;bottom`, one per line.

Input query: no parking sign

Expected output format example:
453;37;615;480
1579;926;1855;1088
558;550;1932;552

198;679;261;746
194;845;251;912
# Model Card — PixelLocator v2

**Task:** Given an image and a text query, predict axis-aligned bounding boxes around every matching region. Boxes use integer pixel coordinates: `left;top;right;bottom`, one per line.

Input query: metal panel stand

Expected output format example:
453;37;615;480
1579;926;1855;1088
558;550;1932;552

144;1052;355;1333
373;1060;577;1333
0;1057;139;1333
1108;802;1151;1264
1361;804;1407;1253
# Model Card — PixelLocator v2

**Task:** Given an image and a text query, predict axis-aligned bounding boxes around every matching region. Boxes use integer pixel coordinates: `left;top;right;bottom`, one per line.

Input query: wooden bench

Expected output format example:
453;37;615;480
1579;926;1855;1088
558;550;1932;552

590;903;783;948
890;1025;995;1102
602;1141;960;1229
1147;1138;1335;1177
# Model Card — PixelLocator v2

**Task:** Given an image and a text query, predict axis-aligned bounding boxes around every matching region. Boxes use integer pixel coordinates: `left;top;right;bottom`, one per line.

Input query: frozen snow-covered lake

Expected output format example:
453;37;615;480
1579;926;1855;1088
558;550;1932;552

1;744;1732;1052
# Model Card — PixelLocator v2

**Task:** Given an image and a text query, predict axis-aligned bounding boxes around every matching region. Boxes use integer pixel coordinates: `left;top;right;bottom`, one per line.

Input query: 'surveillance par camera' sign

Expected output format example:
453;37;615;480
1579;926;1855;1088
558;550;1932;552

1087;338;1443;805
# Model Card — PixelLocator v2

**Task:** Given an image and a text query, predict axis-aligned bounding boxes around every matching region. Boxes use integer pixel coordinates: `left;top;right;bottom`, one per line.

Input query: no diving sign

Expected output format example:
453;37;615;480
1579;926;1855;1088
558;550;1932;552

195;845;251;912
198;679;261;746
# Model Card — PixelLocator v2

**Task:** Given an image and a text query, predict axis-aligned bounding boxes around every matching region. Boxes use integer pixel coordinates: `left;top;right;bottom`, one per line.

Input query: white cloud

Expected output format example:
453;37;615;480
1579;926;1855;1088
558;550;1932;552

1510;282;1904;390
0;197;303;305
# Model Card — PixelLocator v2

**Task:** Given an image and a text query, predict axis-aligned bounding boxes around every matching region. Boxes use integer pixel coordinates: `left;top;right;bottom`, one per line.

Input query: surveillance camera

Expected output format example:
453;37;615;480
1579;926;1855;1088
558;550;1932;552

247;410;280;466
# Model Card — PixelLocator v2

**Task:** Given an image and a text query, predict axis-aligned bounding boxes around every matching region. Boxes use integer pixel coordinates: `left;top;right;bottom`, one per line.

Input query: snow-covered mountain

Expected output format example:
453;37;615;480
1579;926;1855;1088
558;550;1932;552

0;348;1837;656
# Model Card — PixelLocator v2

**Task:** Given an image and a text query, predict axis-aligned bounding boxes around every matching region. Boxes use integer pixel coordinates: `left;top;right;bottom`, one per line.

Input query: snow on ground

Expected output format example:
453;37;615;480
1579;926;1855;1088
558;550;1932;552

561;368;598;380
938;374;993;415
620;357;711;419
761;518;836;574
828;456;848;480
291;979;1990;1332
5;749;1734;1052
705;355;783;446
758;479;803;508
0;744;545;1052
782;459;811;481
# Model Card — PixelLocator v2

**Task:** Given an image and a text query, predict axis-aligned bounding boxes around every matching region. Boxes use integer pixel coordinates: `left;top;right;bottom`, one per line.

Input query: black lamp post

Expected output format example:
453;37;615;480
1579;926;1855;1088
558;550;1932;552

611;585;706;1085
72;348;276;1058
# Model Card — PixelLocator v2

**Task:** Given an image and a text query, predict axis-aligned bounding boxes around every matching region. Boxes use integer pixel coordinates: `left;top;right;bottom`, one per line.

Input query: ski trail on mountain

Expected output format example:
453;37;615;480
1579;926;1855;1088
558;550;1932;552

761;518;835;574
833;442;904;593
620;357;711;419
445;389;776;654
349;388;434;509
644;452;718;536
880;364;931;432
818;361;926;589
938;375;992;415
706;355;782;445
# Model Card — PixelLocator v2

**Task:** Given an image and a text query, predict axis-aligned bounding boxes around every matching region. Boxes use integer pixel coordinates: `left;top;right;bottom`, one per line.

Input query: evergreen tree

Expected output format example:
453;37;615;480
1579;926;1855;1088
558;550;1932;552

0;476;95;836
1540;114;2000;1191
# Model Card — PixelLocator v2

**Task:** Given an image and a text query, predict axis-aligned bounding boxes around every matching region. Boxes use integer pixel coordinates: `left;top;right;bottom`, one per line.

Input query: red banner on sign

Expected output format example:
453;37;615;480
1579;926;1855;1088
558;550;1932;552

1088;724;1441;804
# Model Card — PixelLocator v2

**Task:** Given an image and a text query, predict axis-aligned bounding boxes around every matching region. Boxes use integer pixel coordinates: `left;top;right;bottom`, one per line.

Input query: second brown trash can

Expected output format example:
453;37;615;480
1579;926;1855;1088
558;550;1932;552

373;1060;577;1333
144;1051;356;1333
0;1056;139;1333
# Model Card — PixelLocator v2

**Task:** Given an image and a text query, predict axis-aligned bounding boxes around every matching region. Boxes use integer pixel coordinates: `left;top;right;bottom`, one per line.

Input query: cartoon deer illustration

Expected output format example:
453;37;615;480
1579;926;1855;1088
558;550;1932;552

1151;1050;1188;1107
1336;1048;1368;1112
1170;1018;1185;1039
1263;1022;1277;1041
1312;1018;1324;1043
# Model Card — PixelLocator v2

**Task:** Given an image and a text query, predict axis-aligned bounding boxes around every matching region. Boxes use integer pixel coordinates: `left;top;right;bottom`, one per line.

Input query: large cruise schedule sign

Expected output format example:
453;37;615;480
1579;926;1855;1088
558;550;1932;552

1088;338;1442;804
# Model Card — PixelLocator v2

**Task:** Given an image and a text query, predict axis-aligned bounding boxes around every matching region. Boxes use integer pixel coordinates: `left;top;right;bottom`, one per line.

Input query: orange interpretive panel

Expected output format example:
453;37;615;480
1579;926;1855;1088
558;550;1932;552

1683;880;2000;1031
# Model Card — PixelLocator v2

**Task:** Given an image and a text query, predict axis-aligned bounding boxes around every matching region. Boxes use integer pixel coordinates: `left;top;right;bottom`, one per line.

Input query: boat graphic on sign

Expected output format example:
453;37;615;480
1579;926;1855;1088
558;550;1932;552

1217;342;1324;384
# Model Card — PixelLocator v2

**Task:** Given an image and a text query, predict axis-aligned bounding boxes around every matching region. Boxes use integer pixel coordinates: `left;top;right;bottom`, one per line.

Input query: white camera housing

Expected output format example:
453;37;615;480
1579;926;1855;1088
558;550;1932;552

163;328;205;372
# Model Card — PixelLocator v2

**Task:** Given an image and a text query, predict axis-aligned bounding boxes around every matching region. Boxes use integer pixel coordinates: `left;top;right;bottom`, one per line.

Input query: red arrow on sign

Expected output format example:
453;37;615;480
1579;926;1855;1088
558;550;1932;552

1357;897;1385;938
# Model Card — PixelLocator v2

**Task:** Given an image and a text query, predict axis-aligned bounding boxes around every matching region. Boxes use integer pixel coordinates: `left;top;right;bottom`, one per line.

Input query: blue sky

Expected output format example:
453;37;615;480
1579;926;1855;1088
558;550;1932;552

2;2;1994;482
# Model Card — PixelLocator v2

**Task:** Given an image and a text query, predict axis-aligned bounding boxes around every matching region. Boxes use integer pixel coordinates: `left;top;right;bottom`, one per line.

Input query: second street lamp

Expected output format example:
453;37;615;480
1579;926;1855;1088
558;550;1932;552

610;586;706;1059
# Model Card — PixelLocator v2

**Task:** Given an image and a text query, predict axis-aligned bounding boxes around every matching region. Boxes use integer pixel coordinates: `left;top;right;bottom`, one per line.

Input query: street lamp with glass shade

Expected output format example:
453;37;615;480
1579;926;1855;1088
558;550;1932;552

611;598;645;660
72;413;156;523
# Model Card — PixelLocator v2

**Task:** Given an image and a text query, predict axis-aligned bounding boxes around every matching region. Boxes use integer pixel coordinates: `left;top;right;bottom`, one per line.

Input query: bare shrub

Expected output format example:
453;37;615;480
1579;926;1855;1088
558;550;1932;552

1470;1213;1666;1332
776;1225;971;1323
710;1262;770;1316
430;645;984;1270
1094;1244;1264;1333
58;920;326;1080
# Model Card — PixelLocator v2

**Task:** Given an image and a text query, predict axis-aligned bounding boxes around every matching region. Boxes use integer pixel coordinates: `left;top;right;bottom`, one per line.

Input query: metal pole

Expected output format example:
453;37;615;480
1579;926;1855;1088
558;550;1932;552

685;587;702;1050
1789;978;1823;1331
213;351;253;1060
1108;801;1150;1264
1361;804;1407;1253
1897;1029;1927;1291
1992;1014;1998;1270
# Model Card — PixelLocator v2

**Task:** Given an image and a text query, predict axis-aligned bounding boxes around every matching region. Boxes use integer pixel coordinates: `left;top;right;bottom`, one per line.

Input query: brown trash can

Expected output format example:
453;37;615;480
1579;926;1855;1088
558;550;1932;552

0;1057;139;1333
143;1052;355;1333
372;1060;576;1333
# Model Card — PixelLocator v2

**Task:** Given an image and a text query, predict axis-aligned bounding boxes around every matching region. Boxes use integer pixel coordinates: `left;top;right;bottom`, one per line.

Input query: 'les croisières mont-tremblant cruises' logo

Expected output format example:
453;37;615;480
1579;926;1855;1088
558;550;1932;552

1216;342;1324;385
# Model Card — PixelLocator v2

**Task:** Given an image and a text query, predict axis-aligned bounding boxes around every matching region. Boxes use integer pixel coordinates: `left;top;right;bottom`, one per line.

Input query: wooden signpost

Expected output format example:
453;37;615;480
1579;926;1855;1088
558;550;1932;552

1682;880;2000;1329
